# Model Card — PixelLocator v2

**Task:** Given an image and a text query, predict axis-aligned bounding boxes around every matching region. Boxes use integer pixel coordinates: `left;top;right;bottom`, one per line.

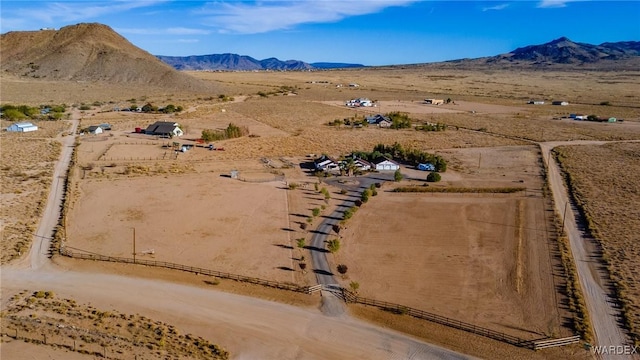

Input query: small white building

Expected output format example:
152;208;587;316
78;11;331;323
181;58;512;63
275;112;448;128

372;156;400;171
6;122;38;132
424;99;444;105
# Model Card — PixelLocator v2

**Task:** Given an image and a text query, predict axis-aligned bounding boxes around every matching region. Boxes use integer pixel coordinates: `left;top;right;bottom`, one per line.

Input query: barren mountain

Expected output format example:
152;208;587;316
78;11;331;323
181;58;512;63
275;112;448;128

403;37;640;71
0;23;216;91
156;53;364;71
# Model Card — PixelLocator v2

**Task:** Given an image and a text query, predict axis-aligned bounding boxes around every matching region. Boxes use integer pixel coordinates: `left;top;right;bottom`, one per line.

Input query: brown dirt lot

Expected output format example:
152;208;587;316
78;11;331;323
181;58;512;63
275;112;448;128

337;192;562;340
66;175;302;283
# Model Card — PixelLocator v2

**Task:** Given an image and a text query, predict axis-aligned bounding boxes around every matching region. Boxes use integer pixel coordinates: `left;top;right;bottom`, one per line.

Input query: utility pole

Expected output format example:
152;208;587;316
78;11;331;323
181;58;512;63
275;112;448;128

132;227;136;264
478;152;482;169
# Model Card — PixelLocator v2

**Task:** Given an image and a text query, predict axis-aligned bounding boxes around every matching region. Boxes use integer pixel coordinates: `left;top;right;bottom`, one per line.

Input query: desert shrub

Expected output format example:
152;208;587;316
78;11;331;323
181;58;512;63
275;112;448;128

327;239;340;253
288;182;299;190
426;172;442;182
312;208;320;217
201;123;249;142
361;189;371;203
337;264;348;275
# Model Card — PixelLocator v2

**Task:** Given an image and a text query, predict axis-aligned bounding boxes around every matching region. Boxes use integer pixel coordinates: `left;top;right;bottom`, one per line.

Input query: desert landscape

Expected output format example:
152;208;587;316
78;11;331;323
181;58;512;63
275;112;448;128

2;22;640;360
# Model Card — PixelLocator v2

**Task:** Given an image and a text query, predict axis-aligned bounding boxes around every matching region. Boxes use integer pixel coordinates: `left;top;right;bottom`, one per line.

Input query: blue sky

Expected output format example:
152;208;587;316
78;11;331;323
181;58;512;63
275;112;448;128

1;1;639;66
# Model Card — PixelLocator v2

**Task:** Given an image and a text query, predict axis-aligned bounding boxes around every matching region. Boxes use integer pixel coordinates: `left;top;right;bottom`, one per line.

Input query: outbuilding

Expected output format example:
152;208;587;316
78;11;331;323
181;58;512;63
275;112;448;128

6;122;38;132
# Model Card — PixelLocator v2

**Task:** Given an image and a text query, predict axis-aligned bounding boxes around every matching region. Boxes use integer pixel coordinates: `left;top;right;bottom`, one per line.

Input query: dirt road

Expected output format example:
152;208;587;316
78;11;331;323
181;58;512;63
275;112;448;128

541;140;632;359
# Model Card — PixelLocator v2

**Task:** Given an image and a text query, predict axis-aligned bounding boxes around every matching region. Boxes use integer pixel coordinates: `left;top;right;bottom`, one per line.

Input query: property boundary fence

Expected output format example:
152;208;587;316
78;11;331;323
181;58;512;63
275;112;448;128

59;247;315;294
326;286;563;349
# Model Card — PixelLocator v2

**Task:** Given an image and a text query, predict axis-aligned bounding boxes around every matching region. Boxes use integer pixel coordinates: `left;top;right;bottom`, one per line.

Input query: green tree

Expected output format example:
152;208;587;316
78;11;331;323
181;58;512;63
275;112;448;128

427;172;441;182
394;169;403;182
361;189;371;203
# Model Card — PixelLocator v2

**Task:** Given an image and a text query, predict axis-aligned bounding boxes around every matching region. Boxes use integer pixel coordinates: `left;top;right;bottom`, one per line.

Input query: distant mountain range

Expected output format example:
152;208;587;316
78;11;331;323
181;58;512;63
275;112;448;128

439;37;640;70
156;54;365;71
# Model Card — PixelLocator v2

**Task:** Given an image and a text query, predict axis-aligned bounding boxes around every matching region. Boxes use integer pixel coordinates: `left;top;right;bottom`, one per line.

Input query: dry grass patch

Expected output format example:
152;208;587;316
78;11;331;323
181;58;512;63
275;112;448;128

0;136;61;263
553;142;640;344
1;290;229;359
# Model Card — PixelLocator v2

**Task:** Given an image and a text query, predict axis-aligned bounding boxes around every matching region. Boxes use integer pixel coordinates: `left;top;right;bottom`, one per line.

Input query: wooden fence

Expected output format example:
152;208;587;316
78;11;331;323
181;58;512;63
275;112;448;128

329;286;549;349
59;247;315;294
533;336;581;350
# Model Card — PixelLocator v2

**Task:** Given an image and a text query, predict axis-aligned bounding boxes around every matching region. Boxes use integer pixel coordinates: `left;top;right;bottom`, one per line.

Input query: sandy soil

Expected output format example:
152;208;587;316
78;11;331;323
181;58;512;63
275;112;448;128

336;192;560;340
66;175;300;283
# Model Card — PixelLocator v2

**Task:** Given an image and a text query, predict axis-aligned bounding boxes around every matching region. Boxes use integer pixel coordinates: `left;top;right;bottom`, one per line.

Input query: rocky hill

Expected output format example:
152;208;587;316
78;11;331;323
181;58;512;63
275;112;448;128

0;23;215;91
157;53;364;71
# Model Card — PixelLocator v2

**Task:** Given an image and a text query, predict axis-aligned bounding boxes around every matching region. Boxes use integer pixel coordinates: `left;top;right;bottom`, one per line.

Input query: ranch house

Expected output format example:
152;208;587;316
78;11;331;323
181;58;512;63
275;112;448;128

365;114;392;128
144;121;184;138
314;155;339;172
372;156;400;171
86;125;103;135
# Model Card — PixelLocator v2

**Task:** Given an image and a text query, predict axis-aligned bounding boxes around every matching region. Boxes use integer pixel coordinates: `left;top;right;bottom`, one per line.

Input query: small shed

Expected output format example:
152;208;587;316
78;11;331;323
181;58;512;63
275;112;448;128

552;101;569;106
424;99;444;105
7;122;38;132
608;117;617;123
230;170;239;179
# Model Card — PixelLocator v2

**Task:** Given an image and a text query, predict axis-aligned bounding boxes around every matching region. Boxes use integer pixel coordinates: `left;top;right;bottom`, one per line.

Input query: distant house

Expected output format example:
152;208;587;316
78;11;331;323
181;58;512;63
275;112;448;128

372;156;400;171
365;114;392;127
352;158;373;171
417;163;436;171
527;100;545;105
552;101;569;106
348;83;360;88
608;117;617;123
424;99;444;105
314;155;339;172
6;122;38;132
144;121;183;138
86;125;103;135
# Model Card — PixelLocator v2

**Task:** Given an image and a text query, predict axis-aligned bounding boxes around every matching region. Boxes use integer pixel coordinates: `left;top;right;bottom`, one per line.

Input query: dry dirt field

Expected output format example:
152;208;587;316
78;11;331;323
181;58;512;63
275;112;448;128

65;174;319;285
554;142;640;343
334;145;565;340
0;120;68;263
